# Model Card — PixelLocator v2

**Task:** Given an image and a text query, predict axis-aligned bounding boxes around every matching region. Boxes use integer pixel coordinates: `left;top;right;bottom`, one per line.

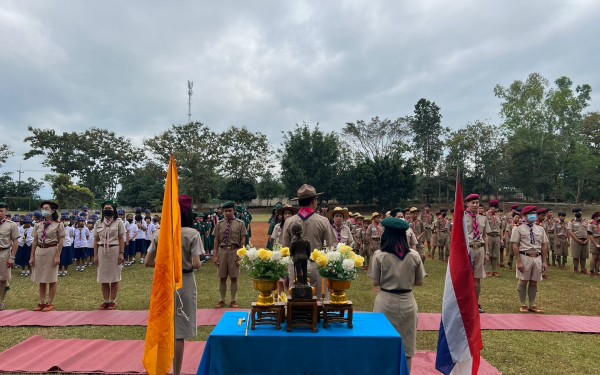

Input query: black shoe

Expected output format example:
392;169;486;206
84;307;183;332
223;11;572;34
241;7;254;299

478;304;485;314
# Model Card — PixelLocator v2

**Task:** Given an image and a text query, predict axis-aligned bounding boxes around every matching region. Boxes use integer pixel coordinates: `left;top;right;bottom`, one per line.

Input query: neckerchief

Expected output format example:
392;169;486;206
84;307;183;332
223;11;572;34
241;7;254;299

467;209;480;240
333;224;343;244
298;207;315;221
522;219;536;244
41;220;54;242
371;223;382;238
0;218;5;226
223;217;234;245
102;217;114;255
392;242;409;260
593;219;600;233
488;210;497;225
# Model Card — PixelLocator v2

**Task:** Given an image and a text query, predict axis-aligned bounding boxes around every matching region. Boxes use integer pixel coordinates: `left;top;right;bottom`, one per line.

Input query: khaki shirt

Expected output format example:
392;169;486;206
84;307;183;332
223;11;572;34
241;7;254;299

214;218;247;249
486;212;502;235
33;221;66;245
368;250;425;289
545;218;557;234
465;210;490;244
554;220;569;238
436;218;449;233
568;219;589;239
510;222;548;252
588;221;600;239
410;219;424;237
0;220;20;249
147;227;204;271
332;224;354;246
279;213;337;251
94;218;126;246
421;211;434;229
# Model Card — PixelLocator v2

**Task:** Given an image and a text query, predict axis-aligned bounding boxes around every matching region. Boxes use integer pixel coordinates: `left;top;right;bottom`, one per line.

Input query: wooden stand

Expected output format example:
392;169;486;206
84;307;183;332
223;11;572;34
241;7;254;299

323;301;353;328
286;297;319;333
251;302;285;330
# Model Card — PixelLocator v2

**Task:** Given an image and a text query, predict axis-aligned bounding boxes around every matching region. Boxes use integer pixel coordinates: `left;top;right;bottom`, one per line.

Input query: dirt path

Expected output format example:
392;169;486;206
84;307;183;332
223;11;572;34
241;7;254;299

248;222;270;248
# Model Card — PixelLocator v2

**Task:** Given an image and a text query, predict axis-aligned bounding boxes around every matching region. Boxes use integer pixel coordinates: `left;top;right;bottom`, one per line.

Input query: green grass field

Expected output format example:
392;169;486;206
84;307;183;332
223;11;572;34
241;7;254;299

2;254;600;374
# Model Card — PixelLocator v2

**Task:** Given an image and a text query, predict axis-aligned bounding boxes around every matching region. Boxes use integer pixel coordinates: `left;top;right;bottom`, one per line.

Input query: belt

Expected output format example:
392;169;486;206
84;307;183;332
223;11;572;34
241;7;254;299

519;251;541;257
220;245;236;250
558;236;567;239
0;247;10;251
381;288;412;294
488;233;500;237
100;244;120;247
548;231;555;234
182;269;194;273
37;242;58;248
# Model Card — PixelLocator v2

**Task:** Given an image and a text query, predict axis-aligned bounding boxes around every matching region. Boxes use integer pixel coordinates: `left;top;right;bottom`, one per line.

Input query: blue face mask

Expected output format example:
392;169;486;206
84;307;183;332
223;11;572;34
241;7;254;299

527;214;537;223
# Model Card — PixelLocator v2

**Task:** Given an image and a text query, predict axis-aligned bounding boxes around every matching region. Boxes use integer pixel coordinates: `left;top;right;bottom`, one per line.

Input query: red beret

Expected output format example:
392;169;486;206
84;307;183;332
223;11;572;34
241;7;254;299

522;206;537;215
510;204;519;210
488;200;499;207
592;212;600;220
465;194;480;202
536;208;548;215
178;195;193;211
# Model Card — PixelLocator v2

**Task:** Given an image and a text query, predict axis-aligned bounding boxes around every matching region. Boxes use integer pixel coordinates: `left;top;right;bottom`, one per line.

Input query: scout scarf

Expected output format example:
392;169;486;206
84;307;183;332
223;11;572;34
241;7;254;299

41;220;54;243
332;224;343;244
0;218;5;226
223;217;234;245
298;207;315;221
393;242;410;260
522;219;536;245
102;217;114;254
467;209;480;240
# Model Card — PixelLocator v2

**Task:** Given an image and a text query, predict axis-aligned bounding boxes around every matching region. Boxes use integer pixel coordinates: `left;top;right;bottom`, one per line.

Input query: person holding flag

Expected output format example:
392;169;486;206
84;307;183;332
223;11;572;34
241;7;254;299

511;206;549;313
436;180;483;375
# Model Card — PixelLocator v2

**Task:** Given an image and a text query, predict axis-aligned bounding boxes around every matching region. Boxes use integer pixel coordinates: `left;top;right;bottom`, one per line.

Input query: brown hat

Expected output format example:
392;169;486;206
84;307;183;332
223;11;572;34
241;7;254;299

409;207;419;213
371;212;382;220
328;207;349;220
291;184;324;201
277;204;298;216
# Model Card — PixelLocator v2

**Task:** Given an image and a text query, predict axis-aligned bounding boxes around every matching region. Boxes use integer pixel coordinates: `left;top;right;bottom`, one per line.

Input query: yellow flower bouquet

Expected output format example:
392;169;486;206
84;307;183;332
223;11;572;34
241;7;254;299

312;244;364;281
237;246;291;280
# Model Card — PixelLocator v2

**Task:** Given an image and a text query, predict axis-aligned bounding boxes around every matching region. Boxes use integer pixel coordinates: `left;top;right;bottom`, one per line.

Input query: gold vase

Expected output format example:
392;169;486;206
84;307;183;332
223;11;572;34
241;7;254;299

327;279;352;304
253;279;278;306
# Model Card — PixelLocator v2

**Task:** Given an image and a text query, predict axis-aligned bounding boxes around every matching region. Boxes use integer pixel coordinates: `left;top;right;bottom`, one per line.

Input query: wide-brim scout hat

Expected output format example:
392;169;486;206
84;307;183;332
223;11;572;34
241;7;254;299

409;207;419;213
328;207;349;220
354;213;364;220
363;218;372;224
277;204;298;216
291;184;323;201
40;201;59;210
371;212;382;220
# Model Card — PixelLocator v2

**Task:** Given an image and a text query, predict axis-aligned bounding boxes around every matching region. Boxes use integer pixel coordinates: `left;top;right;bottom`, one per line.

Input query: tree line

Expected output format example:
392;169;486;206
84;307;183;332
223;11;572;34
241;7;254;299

3;72;598;210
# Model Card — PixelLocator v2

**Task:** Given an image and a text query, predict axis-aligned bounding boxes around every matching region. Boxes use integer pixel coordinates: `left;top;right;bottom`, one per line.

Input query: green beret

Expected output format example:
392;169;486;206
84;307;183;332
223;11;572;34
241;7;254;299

0;202;8;209
221;201;235;209
381;217;410;231
100;200;117;209
235;205;244;213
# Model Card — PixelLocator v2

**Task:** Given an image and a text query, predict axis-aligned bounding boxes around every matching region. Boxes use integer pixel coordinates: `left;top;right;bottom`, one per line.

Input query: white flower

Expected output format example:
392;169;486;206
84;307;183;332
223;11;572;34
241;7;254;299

326;251;341;262
342;259;355;271
336;243;344;252
247;248;259;262
271;251;282;262
279;256;291;265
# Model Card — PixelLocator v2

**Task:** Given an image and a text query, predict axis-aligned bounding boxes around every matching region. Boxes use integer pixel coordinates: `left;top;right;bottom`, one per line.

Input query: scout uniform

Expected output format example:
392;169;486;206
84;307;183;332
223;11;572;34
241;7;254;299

328;207;354;247
214;201;247;308
94;216;126;284
568;208;589;274
435;214;450;261
367;213;383;267
16;217;34;276
553;213;570;269
485;200;502;276
544;213;558;266
409;208;425;258
0;202;20;310
510;205;548;313
587;213;600;277
421;206;434;256
357;219;371;266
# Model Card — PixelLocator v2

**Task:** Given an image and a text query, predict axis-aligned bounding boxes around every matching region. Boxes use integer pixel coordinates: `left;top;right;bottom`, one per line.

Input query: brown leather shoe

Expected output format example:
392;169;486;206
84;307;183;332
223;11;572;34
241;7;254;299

519;305;529;313
215;301;225;309
229;301;239;308
41;304;55;312
33;303;46;312
99;303;109;310
542;274;550;279
528;306;543;314
107;302;116;310
492;272;501;277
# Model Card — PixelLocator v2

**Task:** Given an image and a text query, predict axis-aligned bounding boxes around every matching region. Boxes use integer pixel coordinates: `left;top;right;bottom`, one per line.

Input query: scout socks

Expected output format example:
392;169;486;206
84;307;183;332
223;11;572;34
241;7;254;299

491;258;498;272
230;279;238;301
518;284;527;305
527;285;537;307
219;281;227;301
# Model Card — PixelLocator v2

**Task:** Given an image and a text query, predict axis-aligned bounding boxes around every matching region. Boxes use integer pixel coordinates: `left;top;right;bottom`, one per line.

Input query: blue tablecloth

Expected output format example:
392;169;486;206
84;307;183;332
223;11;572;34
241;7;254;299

197;311;409;375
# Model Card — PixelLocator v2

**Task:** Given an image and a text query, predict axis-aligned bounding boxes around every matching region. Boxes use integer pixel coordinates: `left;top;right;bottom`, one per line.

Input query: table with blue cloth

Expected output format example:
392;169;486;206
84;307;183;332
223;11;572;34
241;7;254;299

197;311;409;375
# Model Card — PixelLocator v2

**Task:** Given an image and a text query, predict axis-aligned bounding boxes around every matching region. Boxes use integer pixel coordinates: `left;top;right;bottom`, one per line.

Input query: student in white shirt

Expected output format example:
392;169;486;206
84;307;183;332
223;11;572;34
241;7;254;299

73;218;92;272
17;217;34;276
59;216;75;276
125;214;138;266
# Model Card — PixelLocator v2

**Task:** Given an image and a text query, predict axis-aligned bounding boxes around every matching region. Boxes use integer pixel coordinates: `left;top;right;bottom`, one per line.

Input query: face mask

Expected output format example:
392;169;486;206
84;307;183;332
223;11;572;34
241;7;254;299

527;214;537;223
41;210;51;217
127;219;133;223
103;209;114;217
575;213;582;219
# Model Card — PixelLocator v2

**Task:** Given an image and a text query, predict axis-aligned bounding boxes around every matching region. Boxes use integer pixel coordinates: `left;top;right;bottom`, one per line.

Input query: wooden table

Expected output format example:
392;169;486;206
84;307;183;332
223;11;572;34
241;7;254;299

322;301;353;328
286;297;319;333
251;302;285;330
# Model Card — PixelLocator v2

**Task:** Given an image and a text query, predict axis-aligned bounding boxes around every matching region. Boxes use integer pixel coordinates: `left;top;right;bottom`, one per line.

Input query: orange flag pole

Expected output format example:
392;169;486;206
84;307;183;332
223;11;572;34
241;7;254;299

143;155;182;375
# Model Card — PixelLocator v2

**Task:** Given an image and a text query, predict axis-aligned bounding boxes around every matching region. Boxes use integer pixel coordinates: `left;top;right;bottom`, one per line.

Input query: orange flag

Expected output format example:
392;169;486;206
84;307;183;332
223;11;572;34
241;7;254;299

143;155;183;375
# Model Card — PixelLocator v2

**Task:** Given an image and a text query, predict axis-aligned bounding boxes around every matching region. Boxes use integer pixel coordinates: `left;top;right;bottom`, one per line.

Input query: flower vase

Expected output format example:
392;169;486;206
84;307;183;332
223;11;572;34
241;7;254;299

253;279;278;306
327;279;352;304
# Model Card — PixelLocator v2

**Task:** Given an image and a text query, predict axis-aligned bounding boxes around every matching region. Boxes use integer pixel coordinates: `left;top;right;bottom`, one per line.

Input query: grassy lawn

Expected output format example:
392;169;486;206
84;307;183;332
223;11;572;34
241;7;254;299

2;247;600;374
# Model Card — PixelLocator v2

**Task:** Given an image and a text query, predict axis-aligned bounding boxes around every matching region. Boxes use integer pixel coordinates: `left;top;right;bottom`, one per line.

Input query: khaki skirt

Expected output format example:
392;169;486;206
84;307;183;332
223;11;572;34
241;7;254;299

32;246;59;283
175;272;197;340
97;245;122;283
373;291;418;357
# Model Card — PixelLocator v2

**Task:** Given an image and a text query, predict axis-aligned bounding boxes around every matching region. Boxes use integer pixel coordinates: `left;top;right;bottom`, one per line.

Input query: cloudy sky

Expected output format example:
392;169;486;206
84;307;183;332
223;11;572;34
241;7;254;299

1;0;599;198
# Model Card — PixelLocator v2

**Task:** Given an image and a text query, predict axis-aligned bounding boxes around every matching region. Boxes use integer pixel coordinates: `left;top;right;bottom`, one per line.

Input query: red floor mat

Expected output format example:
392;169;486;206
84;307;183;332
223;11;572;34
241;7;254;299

0;336;205;374
412;352;501;375
0;308;245;327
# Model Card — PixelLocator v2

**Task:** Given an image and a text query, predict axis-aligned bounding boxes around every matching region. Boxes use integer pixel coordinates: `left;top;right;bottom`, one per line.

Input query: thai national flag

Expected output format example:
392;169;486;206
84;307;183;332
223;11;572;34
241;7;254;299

435;179;483;374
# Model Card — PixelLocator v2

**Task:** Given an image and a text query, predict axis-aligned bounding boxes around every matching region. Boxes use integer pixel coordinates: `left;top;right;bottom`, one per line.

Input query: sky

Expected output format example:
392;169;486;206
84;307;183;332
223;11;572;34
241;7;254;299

1;0;599;199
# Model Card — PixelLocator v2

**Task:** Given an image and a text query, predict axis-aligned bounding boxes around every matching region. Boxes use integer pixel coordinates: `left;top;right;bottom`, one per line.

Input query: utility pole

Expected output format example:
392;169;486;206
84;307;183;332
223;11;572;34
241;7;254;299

187;80;193;124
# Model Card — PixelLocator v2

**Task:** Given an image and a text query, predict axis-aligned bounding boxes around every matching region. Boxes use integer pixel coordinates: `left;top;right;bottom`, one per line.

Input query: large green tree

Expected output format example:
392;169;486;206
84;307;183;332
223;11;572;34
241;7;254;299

219;126;272;181
116;163;166;209
144;122;221;204
256;171;285;206
44;174;94;209
219;178;257;202
24;127;141;199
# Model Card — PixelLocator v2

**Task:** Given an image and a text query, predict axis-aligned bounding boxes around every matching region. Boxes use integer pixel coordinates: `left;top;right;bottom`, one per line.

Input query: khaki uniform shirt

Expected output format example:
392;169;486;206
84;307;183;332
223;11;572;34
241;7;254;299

588;221;600;239
421;211;434;229
33;221;66;245
568;219;589;240
214;218;247;249
486;211;502;235
510;222;548;252
94;218;126;246
465;210;490;244
368;250;425;289
554;220;569;238
410;219;424;237
332;224;354;246
148;227;204;271
0;220;20;249
279;213;337;251
436;218;449;233
545;218;557;235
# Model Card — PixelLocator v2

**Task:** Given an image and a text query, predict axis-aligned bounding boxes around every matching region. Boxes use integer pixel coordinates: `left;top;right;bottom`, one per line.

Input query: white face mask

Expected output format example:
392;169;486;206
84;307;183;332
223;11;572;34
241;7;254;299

41;210;51;217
